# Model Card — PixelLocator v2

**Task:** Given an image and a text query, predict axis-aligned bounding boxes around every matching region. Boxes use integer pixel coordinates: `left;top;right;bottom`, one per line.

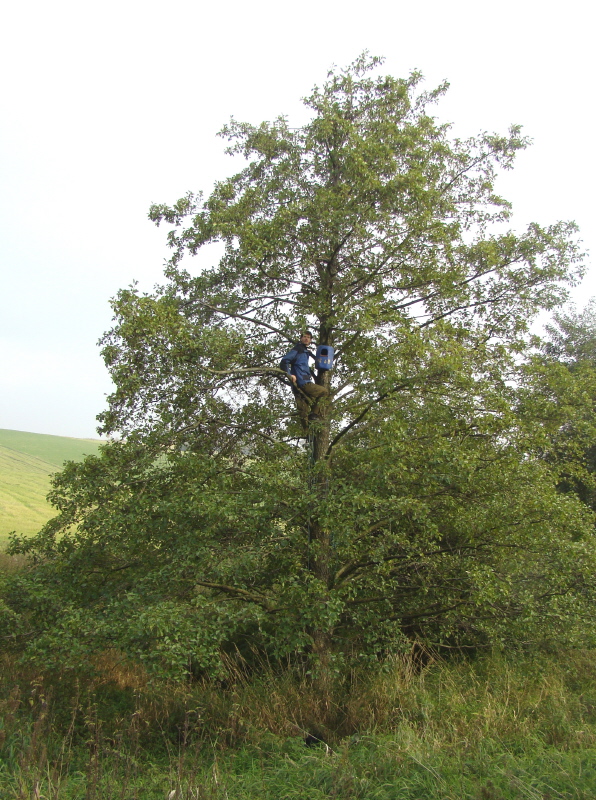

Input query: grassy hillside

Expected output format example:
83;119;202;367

0;429;101;544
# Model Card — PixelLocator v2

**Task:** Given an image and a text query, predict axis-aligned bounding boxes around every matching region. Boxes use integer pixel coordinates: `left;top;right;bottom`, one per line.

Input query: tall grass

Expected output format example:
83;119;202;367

2;649;596;798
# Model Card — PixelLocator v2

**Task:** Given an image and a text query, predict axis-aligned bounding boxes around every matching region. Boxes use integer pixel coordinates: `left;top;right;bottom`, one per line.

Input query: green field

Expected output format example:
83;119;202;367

0;428;101;544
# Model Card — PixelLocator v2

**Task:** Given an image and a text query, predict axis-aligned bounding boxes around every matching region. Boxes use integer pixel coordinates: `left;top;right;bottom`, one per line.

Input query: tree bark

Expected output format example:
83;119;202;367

310;363;332;585
307;349;335;672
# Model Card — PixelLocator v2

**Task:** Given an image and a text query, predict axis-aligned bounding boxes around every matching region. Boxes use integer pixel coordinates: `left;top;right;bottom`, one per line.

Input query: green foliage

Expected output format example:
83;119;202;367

3;55;594;678
544;300;596;365
519;303;596;510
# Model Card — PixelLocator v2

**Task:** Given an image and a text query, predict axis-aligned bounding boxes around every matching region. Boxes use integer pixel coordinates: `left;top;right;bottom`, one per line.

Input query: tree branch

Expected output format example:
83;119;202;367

200;366;313;403
195;580;274;611
199;302;295;342
326;380;416;456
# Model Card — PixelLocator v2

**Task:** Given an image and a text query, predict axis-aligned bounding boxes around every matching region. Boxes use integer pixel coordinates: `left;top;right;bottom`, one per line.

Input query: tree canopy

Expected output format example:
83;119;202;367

4;56;595;679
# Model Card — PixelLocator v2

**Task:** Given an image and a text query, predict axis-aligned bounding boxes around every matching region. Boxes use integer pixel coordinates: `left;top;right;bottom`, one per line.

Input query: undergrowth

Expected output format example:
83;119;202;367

2;649;596;798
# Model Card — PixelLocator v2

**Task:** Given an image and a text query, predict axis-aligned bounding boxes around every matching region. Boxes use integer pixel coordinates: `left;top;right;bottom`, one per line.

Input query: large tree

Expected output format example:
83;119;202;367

6;56;595;678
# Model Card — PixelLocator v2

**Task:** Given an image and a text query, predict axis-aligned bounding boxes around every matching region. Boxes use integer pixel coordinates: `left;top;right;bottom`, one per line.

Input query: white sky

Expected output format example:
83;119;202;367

1;0;594;438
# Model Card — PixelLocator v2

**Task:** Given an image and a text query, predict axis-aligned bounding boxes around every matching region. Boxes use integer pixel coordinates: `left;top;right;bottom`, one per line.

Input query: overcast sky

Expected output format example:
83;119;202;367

1;0;594;438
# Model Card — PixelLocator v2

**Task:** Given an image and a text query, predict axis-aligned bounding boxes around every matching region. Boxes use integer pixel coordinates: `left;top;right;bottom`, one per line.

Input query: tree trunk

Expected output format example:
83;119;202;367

309;365;332;585
307;364;334;671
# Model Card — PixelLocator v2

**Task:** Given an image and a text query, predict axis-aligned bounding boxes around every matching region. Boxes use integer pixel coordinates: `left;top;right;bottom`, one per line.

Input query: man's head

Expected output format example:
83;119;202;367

300;331;313;346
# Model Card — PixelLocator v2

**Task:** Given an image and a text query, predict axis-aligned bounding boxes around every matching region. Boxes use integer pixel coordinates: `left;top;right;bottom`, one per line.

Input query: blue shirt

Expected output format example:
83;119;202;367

280;342;314;387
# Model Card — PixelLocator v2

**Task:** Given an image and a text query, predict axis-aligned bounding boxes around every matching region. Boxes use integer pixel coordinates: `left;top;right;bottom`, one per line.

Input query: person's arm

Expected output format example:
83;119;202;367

279;348;298;382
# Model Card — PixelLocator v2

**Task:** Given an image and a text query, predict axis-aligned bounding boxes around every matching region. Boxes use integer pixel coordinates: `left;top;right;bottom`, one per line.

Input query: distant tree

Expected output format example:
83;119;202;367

5;56;595;679
544;300;596;365
520;302;596;511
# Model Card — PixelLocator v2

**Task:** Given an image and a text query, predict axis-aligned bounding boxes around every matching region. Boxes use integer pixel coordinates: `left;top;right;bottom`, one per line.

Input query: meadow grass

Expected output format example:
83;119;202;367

3;648;596;798
0;429;101;544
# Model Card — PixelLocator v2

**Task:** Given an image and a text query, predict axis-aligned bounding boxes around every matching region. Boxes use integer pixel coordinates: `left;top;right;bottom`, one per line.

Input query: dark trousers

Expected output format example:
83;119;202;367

292;382;329;429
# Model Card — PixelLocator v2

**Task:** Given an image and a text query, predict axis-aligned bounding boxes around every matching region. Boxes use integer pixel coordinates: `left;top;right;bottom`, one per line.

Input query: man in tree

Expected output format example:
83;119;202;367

280;331;329;430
